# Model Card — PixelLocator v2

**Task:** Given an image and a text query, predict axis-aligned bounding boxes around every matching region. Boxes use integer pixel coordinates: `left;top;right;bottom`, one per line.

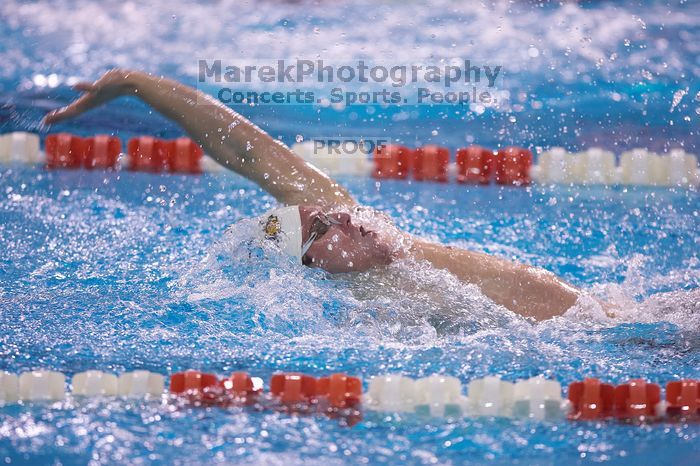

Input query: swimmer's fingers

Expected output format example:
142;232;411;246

43;69;140;124
43;80;122;124
43;91;102;124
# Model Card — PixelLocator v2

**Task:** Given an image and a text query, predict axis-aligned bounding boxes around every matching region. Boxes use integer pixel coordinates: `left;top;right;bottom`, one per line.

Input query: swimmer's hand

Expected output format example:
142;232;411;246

43;69;139;124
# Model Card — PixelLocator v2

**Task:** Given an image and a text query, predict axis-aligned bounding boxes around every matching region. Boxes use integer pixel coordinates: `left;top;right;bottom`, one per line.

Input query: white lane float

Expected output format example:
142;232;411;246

0;132;42;164
291;140;372;177
537;147;574;184
364;374;417;412
536;146;699;187
18;370;66;401
72;370;119;396
659;149;699;187
512;376;569;420
413;375;469;417
619;148;700;187
620;148;659;185
0;372;19;405
465;376;515;417
117;370;165;397
573;148;617;185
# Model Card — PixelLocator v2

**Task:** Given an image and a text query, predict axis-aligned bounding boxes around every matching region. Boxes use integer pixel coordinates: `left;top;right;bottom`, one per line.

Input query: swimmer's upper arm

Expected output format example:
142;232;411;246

217;130;356;207
409;239;581;320
130;73;357;207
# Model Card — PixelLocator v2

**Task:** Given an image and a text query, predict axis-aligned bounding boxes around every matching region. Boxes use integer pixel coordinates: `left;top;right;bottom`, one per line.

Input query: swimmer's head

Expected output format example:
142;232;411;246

257;205;397;273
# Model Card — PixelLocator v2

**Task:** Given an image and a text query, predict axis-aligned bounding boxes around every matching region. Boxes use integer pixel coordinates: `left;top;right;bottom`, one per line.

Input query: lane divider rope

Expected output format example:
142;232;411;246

1;132;697;187
1;370;698;425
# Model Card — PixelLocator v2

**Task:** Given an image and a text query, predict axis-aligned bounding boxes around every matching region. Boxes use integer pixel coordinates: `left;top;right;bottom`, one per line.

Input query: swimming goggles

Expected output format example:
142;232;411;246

301;212;343;256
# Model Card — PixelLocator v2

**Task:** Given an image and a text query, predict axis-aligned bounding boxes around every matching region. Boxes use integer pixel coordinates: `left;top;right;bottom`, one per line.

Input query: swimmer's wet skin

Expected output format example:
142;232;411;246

43;68;595;321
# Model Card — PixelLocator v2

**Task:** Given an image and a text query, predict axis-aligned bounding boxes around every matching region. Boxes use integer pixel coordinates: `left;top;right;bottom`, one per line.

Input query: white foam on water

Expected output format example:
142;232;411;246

527;253;696;341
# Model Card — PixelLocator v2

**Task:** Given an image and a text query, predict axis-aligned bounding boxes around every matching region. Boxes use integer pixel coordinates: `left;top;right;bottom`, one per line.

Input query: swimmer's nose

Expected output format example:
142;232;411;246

335;213;352;226
360;226;377;238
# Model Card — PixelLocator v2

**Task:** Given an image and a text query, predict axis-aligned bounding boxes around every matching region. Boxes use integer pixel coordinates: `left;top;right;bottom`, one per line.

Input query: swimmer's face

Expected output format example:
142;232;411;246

298;205;394;273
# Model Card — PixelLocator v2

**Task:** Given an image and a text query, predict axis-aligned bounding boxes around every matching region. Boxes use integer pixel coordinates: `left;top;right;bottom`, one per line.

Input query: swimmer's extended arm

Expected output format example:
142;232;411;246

408;239;581;320
43;69;356;208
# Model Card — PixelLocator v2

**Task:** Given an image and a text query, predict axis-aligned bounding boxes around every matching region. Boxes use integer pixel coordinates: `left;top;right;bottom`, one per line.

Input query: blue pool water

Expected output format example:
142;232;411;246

1;169;698;464
1;0;700;464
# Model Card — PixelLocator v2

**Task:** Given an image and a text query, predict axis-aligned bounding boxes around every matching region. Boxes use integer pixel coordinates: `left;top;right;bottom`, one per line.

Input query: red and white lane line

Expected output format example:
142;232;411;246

1;370;698;424
0;132;698;187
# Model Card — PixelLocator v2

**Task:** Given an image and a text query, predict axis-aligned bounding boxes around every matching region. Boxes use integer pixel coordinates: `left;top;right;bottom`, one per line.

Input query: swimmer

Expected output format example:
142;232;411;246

43;68;598;321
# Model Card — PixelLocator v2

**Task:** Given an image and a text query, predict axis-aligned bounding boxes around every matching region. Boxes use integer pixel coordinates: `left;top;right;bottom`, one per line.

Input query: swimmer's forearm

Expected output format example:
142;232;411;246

409;240;580;320
128;71;282;176
127;71;354;206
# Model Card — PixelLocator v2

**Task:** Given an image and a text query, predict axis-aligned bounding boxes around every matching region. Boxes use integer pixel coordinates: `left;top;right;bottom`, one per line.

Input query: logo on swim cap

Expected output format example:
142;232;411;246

263;214;282;239
257;206;303;262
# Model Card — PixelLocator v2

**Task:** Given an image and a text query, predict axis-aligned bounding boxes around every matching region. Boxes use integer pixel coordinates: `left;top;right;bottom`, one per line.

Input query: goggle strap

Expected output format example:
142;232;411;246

301;231;318;256
301;214;343;258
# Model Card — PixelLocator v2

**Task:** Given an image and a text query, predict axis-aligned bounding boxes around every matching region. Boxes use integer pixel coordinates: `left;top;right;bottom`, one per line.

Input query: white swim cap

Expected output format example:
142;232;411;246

257;206;303;263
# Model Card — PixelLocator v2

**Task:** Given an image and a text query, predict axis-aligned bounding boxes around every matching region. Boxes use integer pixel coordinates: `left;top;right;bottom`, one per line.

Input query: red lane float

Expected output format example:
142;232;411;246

45;133;86;169
170;370;218;394
613;379;661;419
219;371;262;406
456;146;495;184
127;136;167;172
568;378;615;420
316;373;363;426
170;370;220;405
372;144;412;179
163;137;204;174
666;379;699;418
270;373;318;412
46;133;121;170
41;134;202;173
86;135;121;169
127;136;204;173
412;145;449;182
316;373;362;409
496;146;532;186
